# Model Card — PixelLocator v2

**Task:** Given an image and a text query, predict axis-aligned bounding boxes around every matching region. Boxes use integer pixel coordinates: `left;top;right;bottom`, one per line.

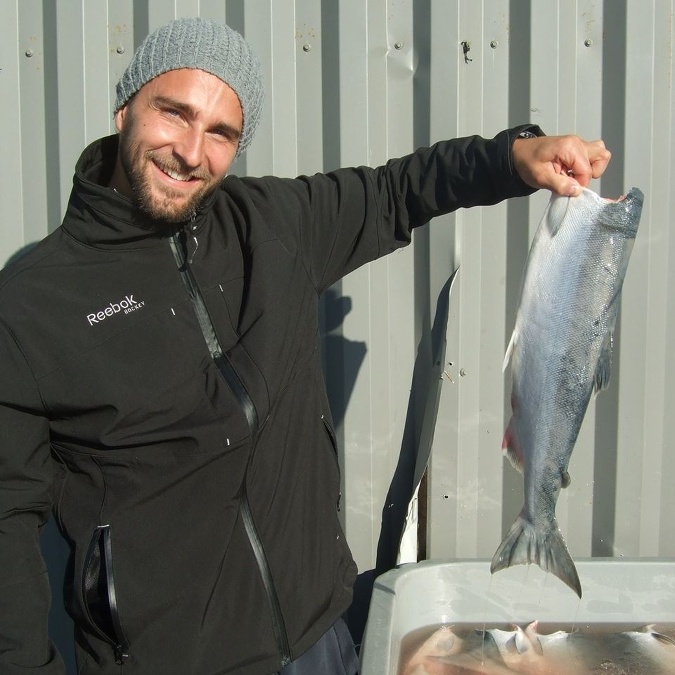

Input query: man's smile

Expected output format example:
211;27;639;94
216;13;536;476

151;158;205;189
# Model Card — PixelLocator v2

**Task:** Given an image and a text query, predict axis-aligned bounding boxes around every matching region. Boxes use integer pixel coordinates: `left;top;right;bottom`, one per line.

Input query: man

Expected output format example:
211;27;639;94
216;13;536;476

0;17;609;675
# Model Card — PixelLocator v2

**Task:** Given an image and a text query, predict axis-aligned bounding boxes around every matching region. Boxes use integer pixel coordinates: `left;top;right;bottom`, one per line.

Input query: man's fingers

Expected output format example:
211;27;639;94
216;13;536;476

565;140;611;187
556;137;598;187
566;159;592;187
588;140;611;178
513;134;612;195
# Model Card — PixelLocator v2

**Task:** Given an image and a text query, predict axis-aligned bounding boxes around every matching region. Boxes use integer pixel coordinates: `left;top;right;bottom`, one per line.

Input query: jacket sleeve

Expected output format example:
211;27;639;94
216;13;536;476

291;125;540;292
0;322;65;674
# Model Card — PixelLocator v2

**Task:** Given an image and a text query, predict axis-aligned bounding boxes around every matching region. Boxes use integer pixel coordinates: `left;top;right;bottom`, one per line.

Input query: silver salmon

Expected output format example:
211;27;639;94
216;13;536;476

400;622;675;674
491;187;644;597
489;622;675;674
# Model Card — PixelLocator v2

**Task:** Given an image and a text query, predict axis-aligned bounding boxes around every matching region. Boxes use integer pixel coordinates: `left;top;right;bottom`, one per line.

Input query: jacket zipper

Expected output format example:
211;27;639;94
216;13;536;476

169;231;258;434
239;491;292;668
321;414;342;512
169;230;292;667
82;524;130;665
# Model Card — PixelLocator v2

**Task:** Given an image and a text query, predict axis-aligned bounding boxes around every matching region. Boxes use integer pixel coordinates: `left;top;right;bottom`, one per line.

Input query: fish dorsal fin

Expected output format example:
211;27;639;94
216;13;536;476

594;332;614;393
503;328;518;373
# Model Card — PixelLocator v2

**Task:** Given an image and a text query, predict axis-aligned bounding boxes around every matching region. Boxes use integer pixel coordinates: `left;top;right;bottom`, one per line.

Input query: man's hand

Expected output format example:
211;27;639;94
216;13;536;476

513;134;611;197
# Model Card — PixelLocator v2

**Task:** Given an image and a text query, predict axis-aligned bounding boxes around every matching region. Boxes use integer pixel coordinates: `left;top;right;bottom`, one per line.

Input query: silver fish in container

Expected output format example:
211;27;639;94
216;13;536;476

400;622;675;674
491;622;675;675
491;187;644;597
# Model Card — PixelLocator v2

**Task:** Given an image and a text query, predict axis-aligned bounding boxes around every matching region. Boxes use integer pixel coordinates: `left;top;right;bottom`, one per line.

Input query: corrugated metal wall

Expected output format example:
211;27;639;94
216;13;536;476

2;0;674;665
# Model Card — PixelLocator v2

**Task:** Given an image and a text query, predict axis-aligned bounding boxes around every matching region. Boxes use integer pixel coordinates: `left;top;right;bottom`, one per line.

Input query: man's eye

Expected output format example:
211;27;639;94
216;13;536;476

163;108;181;117
212;129;235;141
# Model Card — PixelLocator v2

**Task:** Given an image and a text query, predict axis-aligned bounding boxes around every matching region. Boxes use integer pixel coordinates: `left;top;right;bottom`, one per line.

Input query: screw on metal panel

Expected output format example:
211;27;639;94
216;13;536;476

490;40;498;49
459;368;467;377
584;39;593;47
302;44;312;52
116;46;125;54
394;42;403;50
25;49;34;57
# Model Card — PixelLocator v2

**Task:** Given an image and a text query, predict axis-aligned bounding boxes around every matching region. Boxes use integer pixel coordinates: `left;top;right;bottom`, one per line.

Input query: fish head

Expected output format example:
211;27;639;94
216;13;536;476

597;187;644;238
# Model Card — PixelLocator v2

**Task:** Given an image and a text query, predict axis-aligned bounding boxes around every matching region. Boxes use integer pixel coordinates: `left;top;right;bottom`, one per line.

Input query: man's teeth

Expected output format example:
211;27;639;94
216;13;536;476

163;166;191;181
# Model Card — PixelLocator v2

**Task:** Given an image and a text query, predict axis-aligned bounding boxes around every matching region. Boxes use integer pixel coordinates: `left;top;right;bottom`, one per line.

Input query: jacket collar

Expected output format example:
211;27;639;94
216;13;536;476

61;135;218;249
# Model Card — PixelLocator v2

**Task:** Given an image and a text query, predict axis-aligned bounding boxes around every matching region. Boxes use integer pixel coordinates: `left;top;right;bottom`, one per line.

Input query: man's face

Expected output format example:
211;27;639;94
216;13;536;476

113;68;243;223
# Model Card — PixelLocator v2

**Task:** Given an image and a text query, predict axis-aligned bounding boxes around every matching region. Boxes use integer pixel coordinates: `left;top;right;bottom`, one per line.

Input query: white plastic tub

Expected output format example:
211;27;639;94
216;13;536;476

359;558;675;675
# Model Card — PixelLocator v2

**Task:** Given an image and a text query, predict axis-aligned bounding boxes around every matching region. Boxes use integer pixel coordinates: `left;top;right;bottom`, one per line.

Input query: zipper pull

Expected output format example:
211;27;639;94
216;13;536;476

189;234;199;264
114;644;129;665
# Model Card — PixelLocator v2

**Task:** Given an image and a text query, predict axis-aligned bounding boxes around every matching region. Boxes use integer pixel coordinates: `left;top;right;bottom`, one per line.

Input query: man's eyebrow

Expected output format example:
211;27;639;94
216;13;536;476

153;95;241;139
153;95;195;116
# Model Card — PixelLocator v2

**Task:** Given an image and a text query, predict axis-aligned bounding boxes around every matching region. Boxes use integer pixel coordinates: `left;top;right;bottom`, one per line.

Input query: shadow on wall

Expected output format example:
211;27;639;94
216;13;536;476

321;288;367;431
345;271;457;651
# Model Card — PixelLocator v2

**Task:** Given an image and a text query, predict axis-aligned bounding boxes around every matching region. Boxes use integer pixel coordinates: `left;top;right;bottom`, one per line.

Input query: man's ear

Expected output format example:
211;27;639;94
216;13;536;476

114;107;126;133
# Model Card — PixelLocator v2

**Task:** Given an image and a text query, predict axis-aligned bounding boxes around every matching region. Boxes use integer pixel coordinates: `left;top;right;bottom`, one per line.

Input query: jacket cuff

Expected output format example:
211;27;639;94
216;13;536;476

504;124;546;197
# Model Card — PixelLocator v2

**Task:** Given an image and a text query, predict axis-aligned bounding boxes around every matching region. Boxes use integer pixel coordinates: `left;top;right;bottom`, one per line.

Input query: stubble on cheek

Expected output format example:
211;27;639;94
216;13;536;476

119;135;220;224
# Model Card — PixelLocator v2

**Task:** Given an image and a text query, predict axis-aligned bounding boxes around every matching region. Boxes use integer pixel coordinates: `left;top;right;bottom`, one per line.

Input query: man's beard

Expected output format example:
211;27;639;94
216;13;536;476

119;133;222;224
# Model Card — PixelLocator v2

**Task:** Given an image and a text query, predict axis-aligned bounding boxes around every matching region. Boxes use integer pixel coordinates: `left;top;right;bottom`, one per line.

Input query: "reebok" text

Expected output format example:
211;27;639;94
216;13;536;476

87;294;145;326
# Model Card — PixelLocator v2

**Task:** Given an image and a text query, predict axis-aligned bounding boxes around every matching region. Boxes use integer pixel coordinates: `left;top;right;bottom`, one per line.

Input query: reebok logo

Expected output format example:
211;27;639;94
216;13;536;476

87;294;145;326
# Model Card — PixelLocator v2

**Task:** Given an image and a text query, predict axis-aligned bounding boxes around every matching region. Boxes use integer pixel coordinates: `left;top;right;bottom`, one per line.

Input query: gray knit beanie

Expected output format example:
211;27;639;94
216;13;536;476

114;17;264;156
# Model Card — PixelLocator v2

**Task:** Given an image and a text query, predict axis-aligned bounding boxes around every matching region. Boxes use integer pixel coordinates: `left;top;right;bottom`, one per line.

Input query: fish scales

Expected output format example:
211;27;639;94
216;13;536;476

492;187;644;597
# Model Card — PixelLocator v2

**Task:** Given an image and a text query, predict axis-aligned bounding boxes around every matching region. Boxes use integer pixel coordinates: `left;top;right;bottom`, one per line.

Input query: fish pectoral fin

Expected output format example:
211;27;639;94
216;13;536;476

651;631;675;647
561;470;571;489
593;332;614;394
502;420;524;475
503;328;518;373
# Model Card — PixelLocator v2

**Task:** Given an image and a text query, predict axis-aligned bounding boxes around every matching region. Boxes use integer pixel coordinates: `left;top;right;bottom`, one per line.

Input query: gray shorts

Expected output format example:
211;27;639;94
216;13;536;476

278;618;359;675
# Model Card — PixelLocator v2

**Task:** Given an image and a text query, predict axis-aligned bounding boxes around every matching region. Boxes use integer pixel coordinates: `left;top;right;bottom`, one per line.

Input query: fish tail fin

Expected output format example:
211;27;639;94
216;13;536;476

490;513;582;598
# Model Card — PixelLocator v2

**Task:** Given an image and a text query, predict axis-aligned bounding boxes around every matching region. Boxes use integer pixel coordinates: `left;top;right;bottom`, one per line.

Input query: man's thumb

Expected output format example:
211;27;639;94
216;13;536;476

549;174;581;197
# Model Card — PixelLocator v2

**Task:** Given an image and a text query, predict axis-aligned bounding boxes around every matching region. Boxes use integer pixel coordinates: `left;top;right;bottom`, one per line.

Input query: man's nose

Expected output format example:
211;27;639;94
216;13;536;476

174;127;204;169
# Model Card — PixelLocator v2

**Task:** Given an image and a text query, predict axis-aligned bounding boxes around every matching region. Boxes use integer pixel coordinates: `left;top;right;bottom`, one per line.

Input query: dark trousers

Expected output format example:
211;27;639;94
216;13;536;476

278;618;360;675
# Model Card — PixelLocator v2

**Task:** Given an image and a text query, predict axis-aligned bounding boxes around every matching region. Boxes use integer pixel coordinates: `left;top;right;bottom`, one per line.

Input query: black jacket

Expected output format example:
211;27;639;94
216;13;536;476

0;128;537;674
